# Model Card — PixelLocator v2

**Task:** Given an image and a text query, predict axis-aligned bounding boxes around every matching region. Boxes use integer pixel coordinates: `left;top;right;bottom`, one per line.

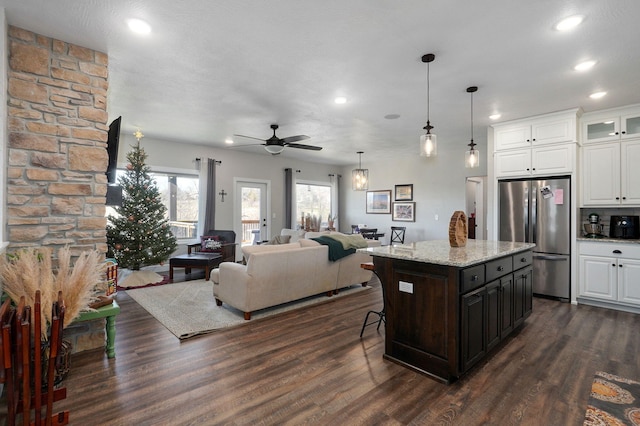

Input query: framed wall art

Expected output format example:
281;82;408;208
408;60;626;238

366;190;392;214
394;184;413;201
392;202;416;222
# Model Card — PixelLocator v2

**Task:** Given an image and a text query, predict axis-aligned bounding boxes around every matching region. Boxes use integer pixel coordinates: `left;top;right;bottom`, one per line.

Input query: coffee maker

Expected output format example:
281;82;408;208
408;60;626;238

584;213;605;238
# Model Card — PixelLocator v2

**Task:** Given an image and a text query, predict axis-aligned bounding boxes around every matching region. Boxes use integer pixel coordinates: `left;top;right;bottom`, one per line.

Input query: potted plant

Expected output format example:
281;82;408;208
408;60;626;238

0;246;105;383
0;246;105;336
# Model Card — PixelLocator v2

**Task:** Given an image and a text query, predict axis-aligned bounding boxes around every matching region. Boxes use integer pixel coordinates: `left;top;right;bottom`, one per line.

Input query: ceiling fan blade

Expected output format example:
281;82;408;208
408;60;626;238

280;135;310;144
233;134;266;142
286;143;322;151
225;142;265;149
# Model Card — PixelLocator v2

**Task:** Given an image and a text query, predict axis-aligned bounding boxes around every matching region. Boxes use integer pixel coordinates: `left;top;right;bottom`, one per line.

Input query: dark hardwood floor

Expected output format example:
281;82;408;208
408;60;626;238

47;275;640;425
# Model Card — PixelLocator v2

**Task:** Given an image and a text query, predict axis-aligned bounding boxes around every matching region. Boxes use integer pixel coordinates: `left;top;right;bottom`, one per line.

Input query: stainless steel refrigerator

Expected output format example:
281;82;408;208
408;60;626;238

498;177;571;299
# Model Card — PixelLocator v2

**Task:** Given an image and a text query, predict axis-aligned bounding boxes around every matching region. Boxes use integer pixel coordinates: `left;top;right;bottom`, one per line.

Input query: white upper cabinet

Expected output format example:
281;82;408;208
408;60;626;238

494;110;579;151
582;104;640;144
492;109;580;178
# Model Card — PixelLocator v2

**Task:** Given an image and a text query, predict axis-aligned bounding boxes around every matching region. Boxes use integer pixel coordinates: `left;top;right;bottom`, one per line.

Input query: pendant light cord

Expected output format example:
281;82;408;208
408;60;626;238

426;62;430;124
470;90;473;145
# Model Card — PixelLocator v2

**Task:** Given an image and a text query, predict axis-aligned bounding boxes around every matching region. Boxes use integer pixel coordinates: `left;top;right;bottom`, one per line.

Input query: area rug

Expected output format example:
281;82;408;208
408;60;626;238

584;371;640;425
126;280;371;340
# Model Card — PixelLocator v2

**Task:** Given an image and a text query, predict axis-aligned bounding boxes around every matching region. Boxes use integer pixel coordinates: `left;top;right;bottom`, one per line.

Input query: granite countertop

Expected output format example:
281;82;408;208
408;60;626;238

577;237;640;245
358;240;536;268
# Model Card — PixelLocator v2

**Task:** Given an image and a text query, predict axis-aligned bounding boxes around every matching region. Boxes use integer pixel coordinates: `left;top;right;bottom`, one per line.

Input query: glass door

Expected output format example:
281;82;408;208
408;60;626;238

234;179;269;247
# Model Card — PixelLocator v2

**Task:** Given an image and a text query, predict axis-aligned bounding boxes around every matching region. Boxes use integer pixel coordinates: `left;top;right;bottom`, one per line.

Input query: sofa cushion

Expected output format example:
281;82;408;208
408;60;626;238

280;228;306;243
200;235;222;253
264;234;291;245
299;239;320;247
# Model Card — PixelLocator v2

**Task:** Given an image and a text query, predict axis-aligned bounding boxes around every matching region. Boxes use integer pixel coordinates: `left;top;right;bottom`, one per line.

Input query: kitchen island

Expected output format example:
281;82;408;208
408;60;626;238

359;239;535;383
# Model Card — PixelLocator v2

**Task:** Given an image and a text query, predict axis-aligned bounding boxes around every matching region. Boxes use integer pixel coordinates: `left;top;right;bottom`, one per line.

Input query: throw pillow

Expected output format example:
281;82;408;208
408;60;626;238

200;235;222;253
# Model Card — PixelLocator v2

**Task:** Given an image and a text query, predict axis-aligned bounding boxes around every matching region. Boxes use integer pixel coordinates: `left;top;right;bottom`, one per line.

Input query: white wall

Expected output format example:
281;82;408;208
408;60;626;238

339;148;488;244
116;133;342;239
114;131;488;248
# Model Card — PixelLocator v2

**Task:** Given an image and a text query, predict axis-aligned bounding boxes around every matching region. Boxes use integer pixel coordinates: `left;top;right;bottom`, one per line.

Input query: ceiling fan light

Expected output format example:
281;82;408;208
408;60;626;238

419;133;437;157
264;144;285;154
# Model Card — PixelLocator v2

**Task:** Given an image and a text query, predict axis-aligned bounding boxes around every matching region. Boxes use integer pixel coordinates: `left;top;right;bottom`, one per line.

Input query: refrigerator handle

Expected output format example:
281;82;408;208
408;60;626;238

524;186;529;243
531;185;537;244
533;254;568;261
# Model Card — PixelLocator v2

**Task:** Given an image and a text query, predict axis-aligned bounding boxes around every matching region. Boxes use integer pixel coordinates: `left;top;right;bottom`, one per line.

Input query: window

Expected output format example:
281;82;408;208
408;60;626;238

107;169;200;240
296;182;332;230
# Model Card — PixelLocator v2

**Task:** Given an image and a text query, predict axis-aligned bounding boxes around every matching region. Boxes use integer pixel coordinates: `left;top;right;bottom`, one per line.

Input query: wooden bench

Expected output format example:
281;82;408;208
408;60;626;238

74;300;120;359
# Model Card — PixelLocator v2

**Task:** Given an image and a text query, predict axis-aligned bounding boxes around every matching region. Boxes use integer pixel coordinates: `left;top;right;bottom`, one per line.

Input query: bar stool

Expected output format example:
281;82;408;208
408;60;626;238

359;262;385;337
390;226;406;244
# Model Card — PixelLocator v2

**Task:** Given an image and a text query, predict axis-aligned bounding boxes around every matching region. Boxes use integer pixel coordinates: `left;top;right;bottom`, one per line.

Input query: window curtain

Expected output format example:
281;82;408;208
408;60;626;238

284;168;293;229
203;158;217;232
335;174;341;231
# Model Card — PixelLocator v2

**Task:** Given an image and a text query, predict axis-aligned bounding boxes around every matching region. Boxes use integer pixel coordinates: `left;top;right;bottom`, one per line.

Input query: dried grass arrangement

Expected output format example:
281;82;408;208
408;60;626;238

0;247;105;339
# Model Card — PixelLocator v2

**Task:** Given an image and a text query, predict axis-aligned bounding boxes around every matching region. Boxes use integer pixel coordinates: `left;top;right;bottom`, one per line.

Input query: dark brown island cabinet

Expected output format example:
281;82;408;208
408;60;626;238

360;240;535;383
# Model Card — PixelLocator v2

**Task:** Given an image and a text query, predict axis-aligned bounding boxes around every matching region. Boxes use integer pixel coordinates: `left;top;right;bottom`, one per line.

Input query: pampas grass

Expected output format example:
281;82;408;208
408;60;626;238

0;247;105;338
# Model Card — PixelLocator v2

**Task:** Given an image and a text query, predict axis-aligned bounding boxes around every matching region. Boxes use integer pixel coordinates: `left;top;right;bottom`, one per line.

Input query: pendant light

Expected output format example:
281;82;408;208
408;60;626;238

352;151;369;191
419;53;437;157
465;86;480;168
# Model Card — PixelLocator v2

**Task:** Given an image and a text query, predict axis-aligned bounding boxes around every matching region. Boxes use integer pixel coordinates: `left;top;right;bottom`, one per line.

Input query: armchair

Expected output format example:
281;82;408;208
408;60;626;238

188;229;237;262
169;230;237;281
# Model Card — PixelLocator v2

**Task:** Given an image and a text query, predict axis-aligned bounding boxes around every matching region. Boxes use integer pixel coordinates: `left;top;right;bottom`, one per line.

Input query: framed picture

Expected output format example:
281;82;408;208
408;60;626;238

366;190;392;214
392;202;416;222
395;184;413;201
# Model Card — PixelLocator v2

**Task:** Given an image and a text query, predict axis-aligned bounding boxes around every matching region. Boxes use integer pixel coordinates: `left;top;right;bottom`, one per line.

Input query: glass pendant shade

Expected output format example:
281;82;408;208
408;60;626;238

465;86;479;168
352;168;369;190
352;151;369;191
419;53;437;157
465;147;479;168
420;132;437;157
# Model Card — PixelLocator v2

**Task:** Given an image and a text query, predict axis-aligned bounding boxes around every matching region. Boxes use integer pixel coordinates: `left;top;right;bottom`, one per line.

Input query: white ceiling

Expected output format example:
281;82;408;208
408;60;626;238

2;0;640;165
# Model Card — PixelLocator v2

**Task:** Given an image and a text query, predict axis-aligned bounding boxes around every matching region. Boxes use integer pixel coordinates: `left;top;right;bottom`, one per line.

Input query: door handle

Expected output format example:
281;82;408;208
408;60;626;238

613;250;622;254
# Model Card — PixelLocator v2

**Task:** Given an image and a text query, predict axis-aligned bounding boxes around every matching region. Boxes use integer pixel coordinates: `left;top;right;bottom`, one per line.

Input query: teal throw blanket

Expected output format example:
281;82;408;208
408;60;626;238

311;236;356;261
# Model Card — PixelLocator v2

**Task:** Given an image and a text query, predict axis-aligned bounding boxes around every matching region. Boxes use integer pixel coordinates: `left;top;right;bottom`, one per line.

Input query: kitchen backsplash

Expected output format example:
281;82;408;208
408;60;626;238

579;208;640;237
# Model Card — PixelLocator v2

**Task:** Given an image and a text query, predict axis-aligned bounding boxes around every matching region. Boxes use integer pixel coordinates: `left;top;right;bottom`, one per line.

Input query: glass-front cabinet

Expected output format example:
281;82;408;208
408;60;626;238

582;105;640;143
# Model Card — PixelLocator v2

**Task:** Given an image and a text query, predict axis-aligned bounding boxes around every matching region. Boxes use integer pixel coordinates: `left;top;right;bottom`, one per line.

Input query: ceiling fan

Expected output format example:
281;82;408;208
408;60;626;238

233;124;321;155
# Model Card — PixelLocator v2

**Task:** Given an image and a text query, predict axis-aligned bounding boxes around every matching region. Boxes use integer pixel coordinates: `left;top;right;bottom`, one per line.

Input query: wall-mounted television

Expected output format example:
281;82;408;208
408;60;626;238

106;116;121;184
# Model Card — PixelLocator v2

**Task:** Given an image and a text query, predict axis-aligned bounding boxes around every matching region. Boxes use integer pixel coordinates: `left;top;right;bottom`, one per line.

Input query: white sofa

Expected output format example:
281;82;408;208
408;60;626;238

211;232;380;320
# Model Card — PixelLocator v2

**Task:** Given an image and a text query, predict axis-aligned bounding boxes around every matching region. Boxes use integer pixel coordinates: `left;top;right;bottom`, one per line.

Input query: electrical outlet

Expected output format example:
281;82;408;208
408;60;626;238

399;281;414;294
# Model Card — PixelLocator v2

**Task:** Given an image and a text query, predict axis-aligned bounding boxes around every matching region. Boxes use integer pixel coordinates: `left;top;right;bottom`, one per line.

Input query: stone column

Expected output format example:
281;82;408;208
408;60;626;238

6;26;109;253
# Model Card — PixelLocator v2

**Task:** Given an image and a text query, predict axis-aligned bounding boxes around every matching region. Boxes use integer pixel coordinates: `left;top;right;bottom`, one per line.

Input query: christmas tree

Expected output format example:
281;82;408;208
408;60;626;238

107;131;177;270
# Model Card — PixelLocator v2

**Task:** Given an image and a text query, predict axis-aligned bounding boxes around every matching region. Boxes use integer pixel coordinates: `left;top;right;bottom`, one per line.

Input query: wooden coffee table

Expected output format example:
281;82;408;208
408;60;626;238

169;253;223;281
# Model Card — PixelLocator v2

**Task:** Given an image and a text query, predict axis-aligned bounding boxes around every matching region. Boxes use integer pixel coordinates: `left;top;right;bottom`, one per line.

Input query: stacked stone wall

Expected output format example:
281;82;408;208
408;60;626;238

6;26;109;254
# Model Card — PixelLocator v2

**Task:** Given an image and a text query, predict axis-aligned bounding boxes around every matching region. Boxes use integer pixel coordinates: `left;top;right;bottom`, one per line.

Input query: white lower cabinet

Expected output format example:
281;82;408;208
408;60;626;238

578;241;640;309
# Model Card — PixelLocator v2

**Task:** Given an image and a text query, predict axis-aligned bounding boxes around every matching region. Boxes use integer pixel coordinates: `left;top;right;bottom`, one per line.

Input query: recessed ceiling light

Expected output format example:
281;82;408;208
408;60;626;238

589;91;607;99
127;18;152;35
574;60;597;71
225;138;234;144
334;97;347;104
489;114;502;120
555;15;585;31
